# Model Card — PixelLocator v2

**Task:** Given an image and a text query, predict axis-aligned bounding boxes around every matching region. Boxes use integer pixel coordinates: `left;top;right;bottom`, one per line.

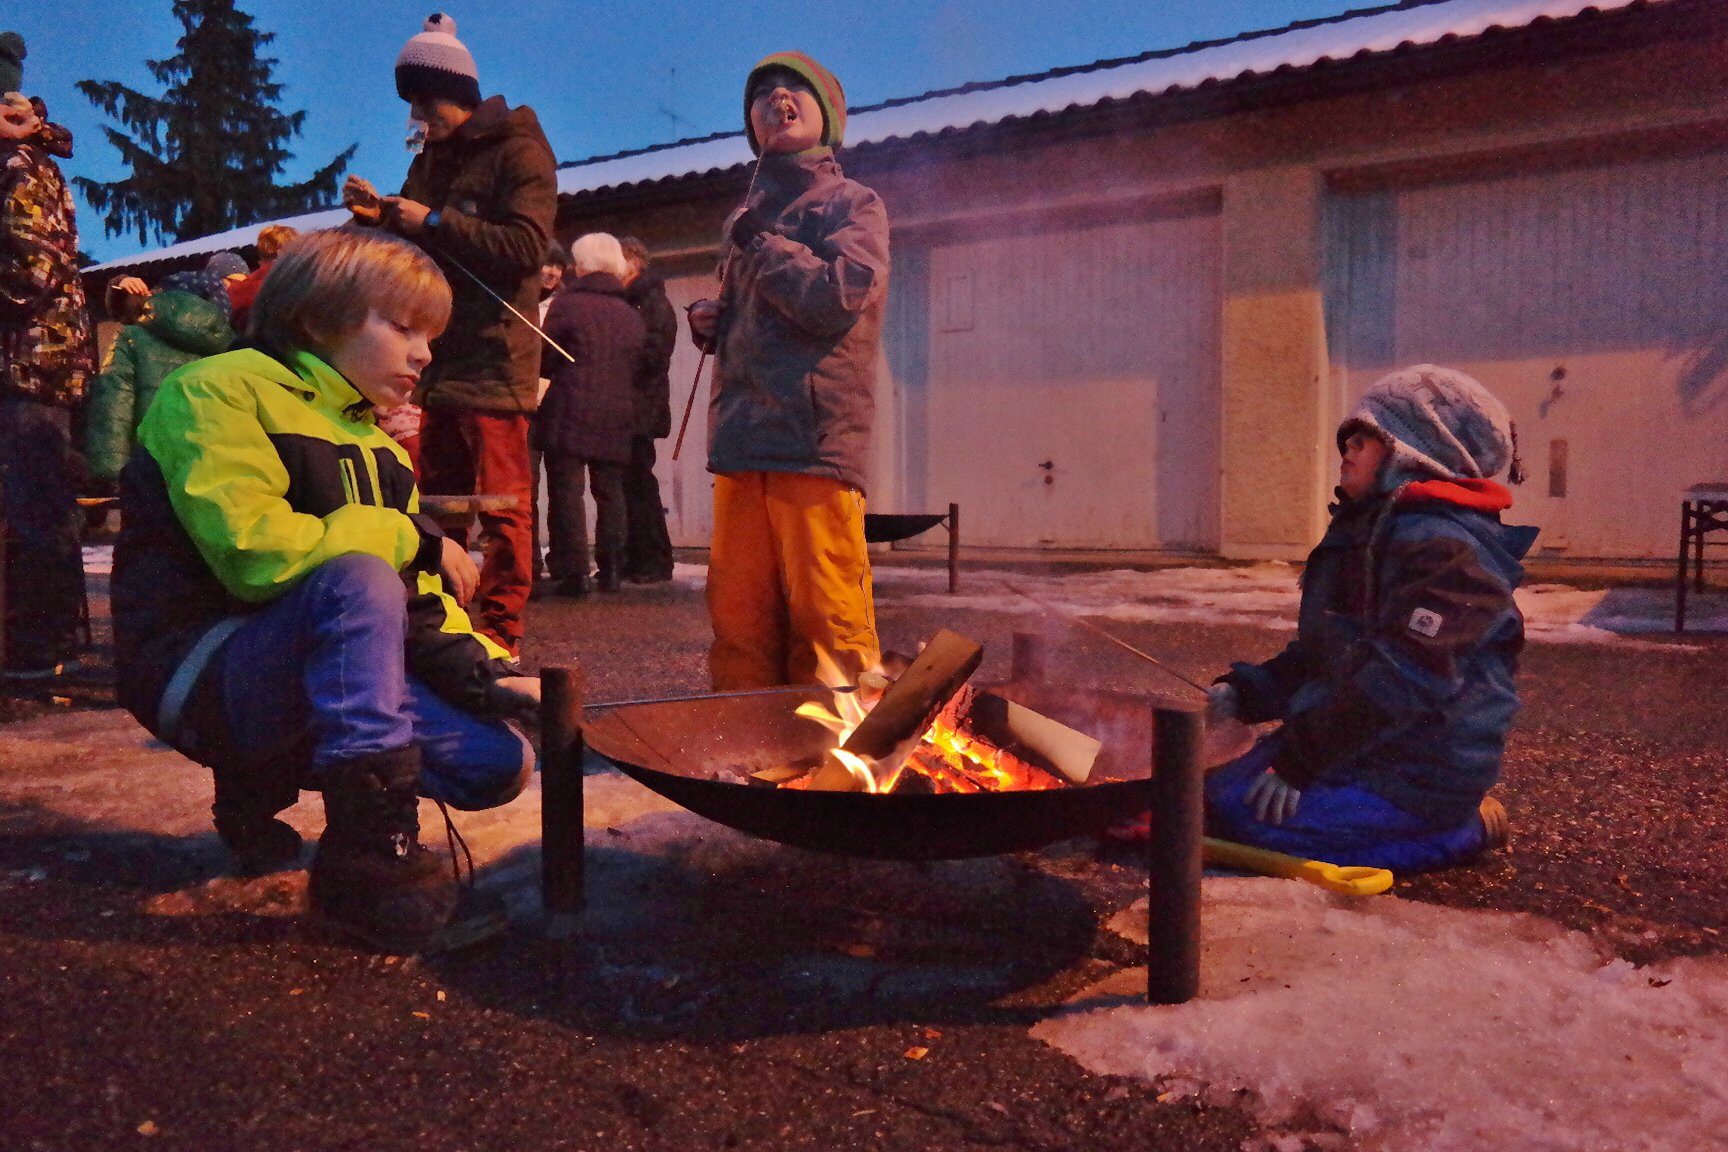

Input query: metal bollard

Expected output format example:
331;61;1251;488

1147;705;1204;1004
540;664;586;936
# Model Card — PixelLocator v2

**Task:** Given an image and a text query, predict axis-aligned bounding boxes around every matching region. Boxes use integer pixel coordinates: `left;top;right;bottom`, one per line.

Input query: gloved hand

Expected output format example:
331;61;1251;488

1245;768;1302;826
1207;682;1239;723
728;207;771;251
488;675;542;716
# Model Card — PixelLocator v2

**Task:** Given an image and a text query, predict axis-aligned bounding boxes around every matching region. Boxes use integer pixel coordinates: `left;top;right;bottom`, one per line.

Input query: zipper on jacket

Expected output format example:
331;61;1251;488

340;457;359;505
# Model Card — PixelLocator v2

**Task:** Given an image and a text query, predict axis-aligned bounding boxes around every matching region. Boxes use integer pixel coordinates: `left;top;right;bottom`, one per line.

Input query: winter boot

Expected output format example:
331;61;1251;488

212;762;303;876
309;746;507;954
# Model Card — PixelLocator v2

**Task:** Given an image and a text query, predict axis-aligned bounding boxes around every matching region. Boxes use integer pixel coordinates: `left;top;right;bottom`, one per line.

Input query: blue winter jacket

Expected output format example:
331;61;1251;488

1222;482;1538;827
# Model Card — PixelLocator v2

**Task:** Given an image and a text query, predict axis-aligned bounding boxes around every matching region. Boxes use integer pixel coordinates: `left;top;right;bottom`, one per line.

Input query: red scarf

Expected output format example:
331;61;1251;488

1396;477;1513;512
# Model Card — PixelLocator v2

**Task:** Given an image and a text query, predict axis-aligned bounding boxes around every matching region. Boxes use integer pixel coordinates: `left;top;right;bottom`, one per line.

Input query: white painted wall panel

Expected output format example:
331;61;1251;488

912;212;1222;549
1328;150;1728;558
658;271;720;549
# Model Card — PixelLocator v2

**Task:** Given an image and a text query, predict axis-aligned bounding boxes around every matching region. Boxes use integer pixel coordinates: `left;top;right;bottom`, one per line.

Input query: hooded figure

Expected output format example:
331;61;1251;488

85;288;235;482
1203;365;1537;874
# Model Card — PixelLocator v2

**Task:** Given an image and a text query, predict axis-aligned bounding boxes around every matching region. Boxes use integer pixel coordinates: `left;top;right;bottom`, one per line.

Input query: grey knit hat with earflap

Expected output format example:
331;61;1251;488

1338;364;1522;491
395;14;480;108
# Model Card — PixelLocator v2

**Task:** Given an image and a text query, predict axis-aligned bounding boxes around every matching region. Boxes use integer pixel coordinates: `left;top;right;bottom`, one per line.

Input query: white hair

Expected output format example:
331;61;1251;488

568;232;627;278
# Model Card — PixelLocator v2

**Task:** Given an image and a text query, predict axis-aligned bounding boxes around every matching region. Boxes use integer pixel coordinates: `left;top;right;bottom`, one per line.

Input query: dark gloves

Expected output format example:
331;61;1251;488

728;208;772;252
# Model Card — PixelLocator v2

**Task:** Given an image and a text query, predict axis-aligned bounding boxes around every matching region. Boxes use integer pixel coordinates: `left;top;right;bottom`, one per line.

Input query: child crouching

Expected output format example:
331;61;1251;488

114;228;538;953
1205;365;1536;873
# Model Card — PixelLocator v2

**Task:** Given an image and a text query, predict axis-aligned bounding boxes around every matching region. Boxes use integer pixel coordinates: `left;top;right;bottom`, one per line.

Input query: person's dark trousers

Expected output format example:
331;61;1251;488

622;434;674;581
0;397;87;671
418;409;534;656
545;451;628;587
213;553;532;812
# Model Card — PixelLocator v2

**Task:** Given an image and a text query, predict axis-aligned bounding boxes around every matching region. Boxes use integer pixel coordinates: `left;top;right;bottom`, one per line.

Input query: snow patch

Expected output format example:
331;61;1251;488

1035;878;1728;1152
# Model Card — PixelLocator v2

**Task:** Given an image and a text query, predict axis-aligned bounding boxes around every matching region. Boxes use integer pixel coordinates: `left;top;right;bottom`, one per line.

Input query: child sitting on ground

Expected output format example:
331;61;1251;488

686;52;890;691
1204;365;1536;873
113;227;538;954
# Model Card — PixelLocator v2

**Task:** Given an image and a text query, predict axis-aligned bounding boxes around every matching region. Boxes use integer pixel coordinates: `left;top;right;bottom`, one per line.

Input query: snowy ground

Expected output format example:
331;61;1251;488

36;548;1728;1151
81;546;1728;643
9;685;1727;1152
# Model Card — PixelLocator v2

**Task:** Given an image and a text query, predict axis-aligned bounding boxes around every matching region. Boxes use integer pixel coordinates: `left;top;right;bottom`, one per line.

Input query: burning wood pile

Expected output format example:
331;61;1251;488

754;630;1101;796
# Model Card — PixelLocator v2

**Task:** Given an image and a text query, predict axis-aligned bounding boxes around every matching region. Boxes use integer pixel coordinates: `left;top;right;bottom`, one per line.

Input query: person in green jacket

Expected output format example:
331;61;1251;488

83;285;233;484
114;227;538;955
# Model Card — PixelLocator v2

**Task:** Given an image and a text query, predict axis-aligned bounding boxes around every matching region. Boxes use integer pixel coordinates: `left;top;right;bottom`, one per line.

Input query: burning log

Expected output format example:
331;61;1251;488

841;629;983;762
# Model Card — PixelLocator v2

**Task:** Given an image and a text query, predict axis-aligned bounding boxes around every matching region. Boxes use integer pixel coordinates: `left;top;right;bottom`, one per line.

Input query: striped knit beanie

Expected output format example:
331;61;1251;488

743;52;846;155
395;14;480;108
1339;364;1520;489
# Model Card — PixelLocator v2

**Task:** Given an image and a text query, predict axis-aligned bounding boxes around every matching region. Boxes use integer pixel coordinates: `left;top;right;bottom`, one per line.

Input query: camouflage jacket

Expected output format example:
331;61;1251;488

1;135;95;408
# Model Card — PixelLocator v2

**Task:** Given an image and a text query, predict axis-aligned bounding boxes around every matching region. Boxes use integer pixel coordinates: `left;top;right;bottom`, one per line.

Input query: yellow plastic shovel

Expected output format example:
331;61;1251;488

1203;837;1394;897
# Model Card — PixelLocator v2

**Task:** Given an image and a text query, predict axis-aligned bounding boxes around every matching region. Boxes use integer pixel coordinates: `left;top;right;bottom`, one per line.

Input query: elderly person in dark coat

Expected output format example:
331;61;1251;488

533;233;646;596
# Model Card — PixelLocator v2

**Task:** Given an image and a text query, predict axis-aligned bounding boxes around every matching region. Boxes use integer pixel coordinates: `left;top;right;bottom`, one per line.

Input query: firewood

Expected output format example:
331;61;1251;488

842;630;983;761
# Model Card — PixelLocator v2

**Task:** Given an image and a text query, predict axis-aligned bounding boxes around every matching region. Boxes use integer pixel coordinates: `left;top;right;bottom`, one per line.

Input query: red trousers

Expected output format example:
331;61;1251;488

418;409;534;655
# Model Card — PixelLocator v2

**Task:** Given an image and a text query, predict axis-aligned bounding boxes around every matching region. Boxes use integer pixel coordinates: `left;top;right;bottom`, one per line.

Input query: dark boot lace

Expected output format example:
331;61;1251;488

433;798;477;890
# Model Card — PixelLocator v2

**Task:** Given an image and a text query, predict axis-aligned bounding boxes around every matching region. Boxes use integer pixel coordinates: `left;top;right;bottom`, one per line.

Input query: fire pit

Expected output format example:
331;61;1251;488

538;633;1246;1003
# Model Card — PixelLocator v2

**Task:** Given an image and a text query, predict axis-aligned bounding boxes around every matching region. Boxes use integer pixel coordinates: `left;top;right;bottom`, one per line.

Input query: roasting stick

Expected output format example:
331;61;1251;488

673;158;764;461
588;671;891;712
1003;582;1209;697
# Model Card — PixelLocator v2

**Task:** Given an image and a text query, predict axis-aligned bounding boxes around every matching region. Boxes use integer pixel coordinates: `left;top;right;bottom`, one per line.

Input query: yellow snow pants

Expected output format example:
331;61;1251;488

708;471;879;691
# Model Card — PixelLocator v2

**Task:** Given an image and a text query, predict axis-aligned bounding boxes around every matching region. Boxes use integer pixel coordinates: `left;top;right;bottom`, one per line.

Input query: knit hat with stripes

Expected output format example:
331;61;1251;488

743;52;846;155
395;14;480;108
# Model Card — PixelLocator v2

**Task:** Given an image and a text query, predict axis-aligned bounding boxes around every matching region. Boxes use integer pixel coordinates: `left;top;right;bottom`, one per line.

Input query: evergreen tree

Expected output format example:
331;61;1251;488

74;0;355;246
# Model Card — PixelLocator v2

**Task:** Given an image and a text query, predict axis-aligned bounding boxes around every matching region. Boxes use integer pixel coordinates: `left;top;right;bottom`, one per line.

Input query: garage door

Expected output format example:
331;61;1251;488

1328;150;1728;558
913;210;1222;550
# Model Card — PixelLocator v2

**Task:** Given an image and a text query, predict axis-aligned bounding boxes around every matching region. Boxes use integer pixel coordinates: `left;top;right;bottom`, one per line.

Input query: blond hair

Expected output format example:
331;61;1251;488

249;228;451;353
255;224;300;261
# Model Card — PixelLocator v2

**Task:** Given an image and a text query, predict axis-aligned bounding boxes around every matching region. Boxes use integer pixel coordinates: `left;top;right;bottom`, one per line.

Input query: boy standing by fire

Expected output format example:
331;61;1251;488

687;53;889;691
1204;365;1534;873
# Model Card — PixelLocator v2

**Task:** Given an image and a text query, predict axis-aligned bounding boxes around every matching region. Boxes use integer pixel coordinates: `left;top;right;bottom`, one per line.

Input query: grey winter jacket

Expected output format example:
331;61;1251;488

704;150;888;493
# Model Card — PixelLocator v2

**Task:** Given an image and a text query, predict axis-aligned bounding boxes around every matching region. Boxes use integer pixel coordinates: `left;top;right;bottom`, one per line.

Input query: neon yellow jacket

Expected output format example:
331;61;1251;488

113;346;511;741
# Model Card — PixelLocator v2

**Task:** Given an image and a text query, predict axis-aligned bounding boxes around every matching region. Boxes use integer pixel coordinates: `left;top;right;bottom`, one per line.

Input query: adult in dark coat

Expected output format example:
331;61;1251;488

532;234;646;596
619;236;677;583
341;14;557;657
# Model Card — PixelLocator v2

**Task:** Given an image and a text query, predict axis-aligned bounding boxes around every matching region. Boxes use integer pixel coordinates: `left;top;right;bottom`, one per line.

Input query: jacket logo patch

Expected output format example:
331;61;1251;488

1408;608;1444;637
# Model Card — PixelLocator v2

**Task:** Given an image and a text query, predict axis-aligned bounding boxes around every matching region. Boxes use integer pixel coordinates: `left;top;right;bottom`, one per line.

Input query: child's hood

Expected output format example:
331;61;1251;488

141;289;233;357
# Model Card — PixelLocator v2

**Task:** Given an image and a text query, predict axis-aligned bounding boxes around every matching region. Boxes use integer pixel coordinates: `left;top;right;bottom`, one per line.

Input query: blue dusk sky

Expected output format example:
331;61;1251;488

15;1;1374;262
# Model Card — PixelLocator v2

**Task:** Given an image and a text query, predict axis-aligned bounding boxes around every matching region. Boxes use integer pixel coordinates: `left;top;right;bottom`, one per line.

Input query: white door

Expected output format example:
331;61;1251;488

659;271;720;549
1328;150;1728;558
914;211;1222;549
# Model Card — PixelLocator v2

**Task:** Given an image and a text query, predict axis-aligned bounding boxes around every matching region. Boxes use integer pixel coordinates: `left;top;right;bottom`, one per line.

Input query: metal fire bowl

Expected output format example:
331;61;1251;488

582;685;1253;862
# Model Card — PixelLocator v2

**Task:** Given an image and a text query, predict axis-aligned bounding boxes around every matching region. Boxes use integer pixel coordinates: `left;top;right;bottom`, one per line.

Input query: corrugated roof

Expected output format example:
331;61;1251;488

555;0;1651;198
87;0;1657;275
84;207;349;274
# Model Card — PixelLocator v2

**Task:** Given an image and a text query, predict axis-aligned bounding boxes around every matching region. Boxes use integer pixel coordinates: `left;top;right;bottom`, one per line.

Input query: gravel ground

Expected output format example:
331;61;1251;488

2;566;1724;1151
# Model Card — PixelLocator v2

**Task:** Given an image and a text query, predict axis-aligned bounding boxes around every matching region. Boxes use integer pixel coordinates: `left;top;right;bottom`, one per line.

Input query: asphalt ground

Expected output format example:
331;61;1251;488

2;567;1724;1151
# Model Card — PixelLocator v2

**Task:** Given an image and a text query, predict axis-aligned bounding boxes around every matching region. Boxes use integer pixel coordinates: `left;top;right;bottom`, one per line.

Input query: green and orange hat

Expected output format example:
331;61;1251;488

743;52;847;155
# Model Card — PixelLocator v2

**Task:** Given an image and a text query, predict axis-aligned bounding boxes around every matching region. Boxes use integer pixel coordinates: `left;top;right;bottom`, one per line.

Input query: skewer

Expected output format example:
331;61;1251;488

1003;581;1209;696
